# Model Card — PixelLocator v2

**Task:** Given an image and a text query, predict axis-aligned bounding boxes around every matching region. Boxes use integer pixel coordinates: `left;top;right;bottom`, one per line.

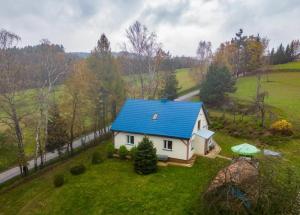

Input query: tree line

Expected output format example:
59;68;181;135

269;40;300;65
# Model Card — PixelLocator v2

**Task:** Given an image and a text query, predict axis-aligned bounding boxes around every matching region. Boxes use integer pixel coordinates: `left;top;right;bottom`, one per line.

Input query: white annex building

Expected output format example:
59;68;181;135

111;99;215;162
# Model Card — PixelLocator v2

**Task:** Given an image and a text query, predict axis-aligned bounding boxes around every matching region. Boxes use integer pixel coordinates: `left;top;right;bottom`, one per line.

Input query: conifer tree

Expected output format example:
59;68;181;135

46;104;68;155
161;70;179;100
134;137;157;175
200;65;236;105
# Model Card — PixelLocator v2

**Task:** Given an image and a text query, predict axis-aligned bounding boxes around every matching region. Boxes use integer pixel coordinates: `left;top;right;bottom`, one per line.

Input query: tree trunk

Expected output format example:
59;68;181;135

11;104;27;176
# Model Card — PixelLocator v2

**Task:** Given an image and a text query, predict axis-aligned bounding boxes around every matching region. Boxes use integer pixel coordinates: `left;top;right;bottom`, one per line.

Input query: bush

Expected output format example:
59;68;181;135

53;174;64;187
129;146;137;160
70;164;86;175
134;137;157;175
106;143;115;158
119;145;128;160
270;120;293;135
91;151;103;164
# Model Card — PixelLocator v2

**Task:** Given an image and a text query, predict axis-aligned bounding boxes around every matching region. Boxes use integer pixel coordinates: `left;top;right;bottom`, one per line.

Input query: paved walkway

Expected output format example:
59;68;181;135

175;90;200;101
0;91;199;184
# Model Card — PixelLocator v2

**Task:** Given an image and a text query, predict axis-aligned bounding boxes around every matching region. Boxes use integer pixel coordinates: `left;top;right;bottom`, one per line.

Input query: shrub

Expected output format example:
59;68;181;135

53;174;64;187
270;120;293;135
92;151;103;164
70;164;86;175
134;137;157;175
119;145;128;160
106;143;115;158
129;146;137;160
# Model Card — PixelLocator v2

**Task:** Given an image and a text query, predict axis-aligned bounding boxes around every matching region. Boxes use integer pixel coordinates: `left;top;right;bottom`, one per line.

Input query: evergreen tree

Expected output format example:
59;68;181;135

87;34;125;136
134;137;157;175
161;70;179;100
46;104;68;155
200;65;236;105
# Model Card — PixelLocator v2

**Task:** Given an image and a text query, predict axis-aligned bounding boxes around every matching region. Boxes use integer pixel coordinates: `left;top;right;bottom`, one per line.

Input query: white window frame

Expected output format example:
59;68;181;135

126;135;134;145
163;140;172;151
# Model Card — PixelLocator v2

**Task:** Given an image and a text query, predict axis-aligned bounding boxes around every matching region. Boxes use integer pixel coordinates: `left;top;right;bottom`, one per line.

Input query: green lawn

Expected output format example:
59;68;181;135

271;61;300;71
232;72;300;130
176;68;198;94
0;142;228;215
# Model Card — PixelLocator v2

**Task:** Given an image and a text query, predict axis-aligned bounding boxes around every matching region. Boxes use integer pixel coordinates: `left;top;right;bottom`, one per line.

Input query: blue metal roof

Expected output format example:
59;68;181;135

111;99;203;139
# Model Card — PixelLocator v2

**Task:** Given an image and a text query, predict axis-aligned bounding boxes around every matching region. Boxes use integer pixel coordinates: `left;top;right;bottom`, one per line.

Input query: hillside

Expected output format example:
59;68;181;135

271;61;300;71
232;71;300;129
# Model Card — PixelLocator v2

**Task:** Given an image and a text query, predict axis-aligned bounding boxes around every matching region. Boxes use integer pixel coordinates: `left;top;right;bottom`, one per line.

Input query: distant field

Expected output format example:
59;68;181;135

176;68;198;94
232;72;300;129
271;61;300;71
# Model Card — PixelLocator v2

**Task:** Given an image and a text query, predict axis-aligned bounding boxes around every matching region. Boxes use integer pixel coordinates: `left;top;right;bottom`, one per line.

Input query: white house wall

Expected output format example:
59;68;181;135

192;107;208;135
191;135;205;155
114;132;190;160
190;107;209;156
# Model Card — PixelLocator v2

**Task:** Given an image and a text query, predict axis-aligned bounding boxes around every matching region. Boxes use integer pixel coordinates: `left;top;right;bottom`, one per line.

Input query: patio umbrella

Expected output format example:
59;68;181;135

231;143;260;156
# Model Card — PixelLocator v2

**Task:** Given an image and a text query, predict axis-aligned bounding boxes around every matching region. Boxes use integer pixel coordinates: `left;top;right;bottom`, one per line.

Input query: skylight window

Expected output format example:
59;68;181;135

152;113;158;120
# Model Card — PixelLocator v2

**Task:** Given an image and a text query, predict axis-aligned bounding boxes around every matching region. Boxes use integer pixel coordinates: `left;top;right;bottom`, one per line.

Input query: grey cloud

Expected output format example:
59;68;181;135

139;0;190;25
0;0;299;55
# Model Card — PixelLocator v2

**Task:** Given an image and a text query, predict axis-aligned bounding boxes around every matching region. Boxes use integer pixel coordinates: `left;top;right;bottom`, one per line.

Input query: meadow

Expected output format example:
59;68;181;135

192;69;300;178
0;142;228;215
271;61;300;71
232;71;300;130
176;68;198;94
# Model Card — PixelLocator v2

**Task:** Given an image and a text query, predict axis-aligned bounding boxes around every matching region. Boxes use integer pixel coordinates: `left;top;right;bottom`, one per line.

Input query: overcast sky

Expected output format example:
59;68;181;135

1;0;299;56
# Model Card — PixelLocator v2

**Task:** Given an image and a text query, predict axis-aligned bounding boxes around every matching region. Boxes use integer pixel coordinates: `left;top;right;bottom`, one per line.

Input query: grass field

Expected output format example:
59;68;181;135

232;71;300;129
176;68;198;94
191;70;300;178
0;142;228;215
271;61;300;71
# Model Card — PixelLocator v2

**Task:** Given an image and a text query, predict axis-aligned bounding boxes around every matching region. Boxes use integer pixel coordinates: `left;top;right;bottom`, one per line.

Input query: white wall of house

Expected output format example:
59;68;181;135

192;107;208;135
189;107;209;155
191;135;206;155
114;132;190;160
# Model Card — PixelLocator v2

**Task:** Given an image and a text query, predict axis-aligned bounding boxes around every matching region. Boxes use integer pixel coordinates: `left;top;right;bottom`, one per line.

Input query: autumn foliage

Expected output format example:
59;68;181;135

270;120;293;135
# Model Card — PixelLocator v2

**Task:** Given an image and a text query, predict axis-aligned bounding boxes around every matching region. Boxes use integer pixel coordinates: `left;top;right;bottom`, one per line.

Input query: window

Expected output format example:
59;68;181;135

126;135;134;145
163;140;172;150
197;120;201;130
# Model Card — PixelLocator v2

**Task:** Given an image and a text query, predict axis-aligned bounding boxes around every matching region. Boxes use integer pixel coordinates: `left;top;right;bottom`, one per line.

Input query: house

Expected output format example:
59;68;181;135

110;99;215;162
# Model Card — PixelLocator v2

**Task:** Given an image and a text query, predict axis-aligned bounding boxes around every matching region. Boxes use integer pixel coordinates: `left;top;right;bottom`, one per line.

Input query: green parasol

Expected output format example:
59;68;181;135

231;143;260;156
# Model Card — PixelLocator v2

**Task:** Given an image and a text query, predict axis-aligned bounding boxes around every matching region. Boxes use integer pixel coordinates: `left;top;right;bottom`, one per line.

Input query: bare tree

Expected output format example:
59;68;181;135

0;29;29;175
254;73;268;127
124;21;163;98
194;40;212;82
34;40;69;168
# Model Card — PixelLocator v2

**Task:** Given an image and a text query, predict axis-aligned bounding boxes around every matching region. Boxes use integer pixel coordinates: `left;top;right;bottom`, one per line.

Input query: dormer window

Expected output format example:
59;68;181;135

152;113;158;120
